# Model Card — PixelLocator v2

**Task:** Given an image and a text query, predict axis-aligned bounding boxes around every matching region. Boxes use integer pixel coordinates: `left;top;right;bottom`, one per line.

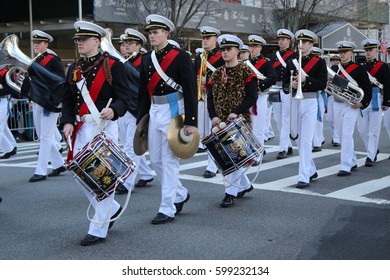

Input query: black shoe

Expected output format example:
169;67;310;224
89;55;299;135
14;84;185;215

310;172;318;181
196;147;207;153
296;181;309;188
47;165;67;177
174;193;190;214
237;185;254;198
312;146;322;152
203;170;216;178
115;186;128;194
151;212;174;224
29;174;47;182
220;194;234;207
251;160;261;167
0;147;17;159
364;157;374;167
321;140;325;145
108;207;123;230
80;234;105;246
0;196;2;204
337;170;351;177
351;165;357;171
276;151;287;159
374;149;379;162
135;178;153;187
287;147;293;155
332;140;340;147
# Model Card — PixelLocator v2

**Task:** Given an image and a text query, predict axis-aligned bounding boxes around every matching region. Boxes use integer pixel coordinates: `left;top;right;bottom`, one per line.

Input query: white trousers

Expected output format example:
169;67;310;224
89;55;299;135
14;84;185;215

118;112;154;190
313;92;325;147
224;168;251;196
0;97;17;154
32;103;64;175
265;101;275;140
357;92;382;161
325;95;340;144
251;94;268;146
273;91;292;152
148;100;188;217
291;98;317;183
198;100;218;173
333;102;358;172
73;121;121;238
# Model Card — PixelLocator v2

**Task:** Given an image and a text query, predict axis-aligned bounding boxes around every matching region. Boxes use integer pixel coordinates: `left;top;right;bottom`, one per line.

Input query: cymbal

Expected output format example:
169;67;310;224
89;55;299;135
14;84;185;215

167;115;200;159
133;114;149;156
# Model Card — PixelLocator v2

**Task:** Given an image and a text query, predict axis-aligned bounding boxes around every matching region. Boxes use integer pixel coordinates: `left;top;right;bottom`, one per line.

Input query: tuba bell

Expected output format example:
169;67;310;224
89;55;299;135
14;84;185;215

325;66;364;105
0;34;65;111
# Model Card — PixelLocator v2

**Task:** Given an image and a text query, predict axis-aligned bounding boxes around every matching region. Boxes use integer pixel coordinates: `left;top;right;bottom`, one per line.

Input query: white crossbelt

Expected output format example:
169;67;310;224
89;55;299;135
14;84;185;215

338;64;358;86
276;51;287;68
206;61;216;72
151;50;183;93
76;78;107;130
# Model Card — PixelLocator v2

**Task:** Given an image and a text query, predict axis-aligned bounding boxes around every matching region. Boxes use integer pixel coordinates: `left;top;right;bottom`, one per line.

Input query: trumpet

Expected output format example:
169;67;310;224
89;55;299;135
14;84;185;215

325;67;364;105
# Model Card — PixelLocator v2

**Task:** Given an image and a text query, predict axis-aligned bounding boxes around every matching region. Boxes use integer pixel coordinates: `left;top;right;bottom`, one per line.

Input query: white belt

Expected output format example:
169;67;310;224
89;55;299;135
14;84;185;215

76;114;95;123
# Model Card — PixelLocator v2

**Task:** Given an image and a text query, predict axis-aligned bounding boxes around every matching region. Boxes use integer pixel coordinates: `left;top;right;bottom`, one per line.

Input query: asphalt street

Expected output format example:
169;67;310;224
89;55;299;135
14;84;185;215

0;123;389;260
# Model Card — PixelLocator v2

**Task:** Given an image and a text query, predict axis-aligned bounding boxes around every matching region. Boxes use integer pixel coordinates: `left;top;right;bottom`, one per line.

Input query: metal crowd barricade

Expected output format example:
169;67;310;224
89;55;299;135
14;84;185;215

8;98;36;141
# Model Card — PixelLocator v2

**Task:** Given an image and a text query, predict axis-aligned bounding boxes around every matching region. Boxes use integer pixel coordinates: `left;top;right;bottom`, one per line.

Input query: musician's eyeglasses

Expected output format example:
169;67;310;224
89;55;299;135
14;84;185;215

122;41;137;45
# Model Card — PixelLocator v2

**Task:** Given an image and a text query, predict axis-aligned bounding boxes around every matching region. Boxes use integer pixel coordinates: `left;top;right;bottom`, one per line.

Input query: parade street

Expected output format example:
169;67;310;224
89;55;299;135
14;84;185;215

0;125;389;260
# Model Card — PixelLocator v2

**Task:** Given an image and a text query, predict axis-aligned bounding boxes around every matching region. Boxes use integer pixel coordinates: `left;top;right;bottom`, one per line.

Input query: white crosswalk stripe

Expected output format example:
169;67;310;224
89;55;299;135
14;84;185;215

1;141;389;205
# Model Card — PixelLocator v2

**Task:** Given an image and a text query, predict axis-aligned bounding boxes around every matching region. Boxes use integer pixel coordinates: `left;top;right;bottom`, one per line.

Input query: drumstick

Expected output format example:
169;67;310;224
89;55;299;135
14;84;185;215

67;135;73;151
99;98;113;130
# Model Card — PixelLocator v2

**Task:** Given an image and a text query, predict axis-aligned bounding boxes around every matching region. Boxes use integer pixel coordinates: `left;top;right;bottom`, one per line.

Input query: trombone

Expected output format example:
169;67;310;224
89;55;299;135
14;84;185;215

289;40;304;141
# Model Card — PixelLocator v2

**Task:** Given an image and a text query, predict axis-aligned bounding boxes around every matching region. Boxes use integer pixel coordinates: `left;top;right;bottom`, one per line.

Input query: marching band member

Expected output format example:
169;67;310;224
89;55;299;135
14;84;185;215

311;46;327;152
357;39;390;166
332;41;372;176
0;68;18;159
26;30;66;182
207;34;257;207
116;28;154;194
247;35;277;162
194;26;224;179
326;55;341;147
137;14;197;224
270;29;297;159
61;21;129;245
239;44;250;61
283;30;327;188
118;34;127;57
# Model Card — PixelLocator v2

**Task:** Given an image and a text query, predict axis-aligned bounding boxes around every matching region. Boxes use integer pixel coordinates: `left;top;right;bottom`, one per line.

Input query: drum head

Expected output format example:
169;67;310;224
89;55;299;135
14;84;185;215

167;115;200;159
133;114;149;156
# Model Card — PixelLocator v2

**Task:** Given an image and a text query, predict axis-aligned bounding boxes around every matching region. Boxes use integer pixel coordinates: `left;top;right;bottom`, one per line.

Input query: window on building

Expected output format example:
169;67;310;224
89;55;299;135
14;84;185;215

241;0;262;8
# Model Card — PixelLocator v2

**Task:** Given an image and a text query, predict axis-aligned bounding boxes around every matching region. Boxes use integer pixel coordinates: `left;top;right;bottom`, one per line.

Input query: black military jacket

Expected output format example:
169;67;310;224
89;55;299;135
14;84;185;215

269;48;298;82
193;47;224;83
283;53;327;94
360;58;390;107
61;52;129;126
137;43;197;127
249;55;278;92
331;61;372;109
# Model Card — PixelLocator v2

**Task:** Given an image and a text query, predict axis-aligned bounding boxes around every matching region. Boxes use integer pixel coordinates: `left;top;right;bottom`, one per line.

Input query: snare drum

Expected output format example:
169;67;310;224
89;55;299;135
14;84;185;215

202;116;263;176
67;132;136;201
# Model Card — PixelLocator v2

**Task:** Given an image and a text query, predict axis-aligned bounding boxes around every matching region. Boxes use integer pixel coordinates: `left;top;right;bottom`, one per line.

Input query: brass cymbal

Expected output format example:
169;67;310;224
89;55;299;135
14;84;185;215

167;115;200;159
133;114;149;156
